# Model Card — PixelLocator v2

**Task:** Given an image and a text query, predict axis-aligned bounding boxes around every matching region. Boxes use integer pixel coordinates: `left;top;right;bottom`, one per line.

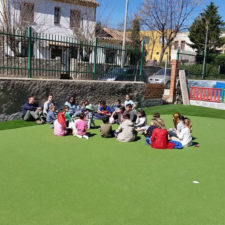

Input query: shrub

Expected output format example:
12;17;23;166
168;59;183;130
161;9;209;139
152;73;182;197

179;63;220;76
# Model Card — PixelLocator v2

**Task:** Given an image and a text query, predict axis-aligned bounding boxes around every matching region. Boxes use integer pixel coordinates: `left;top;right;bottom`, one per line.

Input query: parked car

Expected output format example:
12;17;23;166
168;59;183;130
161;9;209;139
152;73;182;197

148;68;189;88
99;67;148;82
148;68;171;88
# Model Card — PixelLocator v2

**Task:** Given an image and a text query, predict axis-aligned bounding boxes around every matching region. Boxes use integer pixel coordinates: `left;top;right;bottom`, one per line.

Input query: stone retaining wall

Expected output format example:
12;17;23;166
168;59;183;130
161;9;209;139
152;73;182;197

0;78;164;121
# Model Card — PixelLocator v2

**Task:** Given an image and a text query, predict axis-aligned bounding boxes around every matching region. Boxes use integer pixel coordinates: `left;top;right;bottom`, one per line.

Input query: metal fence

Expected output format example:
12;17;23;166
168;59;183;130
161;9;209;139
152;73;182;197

0;27;144;81
177;50;225;80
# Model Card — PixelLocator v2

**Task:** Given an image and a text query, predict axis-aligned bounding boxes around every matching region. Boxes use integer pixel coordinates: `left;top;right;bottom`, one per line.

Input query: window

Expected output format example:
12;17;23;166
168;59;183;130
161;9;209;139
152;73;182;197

54;7;61;25
70;10;81;28
69;46;78;59
143;36;150;45
19;40;33;57
21;2;34;24
174;41;179;50
181;41;186;50
105;49;116;64
159;36;167;45
51;46;62;59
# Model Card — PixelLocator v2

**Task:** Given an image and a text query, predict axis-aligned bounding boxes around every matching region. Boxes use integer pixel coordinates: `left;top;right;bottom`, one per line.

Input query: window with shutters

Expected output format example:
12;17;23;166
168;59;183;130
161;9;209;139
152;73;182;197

70;10;81;28
181;41;186;50
174;41;179;50
54;7;61;25
21;2;34;24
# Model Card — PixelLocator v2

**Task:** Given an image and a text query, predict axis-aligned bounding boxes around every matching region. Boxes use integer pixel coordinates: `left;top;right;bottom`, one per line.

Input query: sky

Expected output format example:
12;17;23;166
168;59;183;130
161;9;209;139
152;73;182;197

96;0;225;29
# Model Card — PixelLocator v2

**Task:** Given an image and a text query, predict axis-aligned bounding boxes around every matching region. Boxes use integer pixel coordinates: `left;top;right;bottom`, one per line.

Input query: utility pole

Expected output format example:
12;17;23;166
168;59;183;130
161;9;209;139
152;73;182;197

202;21;209;80
121;0;129;68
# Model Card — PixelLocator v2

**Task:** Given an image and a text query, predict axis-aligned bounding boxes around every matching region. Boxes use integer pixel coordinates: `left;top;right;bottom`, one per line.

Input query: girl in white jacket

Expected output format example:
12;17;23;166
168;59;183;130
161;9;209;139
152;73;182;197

135;109;147;131
177;118;192;147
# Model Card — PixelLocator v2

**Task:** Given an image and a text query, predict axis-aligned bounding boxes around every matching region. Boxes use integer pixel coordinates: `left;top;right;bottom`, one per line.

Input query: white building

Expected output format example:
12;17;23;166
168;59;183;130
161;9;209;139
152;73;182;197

0;0;98;60
0;0;97;37
171;32;196;63
171;31;225;63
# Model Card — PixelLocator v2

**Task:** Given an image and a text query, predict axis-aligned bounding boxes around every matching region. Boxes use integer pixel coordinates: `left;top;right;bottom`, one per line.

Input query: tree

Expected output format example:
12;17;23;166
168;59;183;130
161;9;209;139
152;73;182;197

139;0;200;65
188;2;225;53
130;15;140;47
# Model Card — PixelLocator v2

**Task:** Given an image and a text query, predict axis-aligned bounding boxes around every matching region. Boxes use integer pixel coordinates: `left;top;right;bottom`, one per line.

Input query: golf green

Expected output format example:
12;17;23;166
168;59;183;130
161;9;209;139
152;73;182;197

0;106;225;225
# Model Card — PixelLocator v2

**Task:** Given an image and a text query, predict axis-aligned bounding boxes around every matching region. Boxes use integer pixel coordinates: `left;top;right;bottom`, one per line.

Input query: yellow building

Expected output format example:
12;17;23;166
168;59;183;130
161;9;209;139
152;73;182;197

140;31;171;64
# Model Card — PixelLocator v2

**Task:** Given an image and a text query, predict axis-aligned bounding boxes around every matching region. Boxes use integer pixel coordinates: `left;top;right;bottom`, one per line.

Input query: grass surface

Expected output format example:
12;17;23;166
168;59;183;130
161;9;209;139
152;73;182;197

0;106;225;225
0;119;37;130
1;104;225;131
144;104;225;119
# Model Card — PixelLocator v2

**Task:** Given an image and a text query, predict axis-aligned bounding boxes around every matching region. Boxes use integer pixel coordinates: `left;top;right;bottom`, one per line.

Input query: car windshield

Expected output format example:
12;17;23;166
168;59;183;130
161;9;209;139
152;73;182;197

110;68;124;73
110;67;135;74
155;69;171;76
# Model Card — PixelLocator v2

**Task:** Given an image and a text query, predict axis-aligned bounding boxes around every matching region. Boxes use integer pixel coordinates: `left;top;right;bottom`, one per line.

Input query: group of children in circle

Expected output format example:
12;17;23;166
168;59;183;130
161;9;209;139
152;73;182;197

41;94;193;149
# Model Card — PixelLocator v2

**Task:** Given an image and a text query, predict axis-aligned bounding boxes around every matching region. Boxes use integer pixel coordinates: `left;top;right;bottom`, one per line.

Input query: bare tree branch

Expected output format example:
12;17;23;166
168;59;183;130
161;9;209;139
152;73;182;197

139;0;201;64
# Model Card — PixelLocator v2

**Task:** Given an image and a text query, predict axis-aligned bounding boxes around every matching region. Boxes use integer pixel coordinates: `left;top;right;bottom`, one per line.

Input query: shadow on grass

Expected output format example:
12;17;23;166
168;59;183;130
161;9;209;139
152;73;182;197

0;120;37;131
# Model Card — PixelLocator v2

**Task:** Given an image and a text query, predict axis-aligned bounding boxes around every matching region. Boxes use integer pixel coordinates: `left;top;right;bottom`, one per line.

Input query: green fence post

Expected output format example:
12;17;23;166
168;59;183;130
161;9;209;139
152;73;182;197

221;88;225;103
27;26;32;78
139;40;144;81
176;47;180;60
92;37;98;80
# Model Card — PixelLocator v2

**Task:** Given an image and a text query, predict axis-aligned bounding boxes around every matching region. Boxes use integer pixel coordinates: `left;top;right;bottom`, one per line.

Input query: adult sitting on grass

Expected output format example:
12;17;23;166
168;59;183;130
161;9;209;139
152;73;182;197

115;113;136;142
94;100;112;120
22;96;44;124
43;94;55;116
64;96;80;116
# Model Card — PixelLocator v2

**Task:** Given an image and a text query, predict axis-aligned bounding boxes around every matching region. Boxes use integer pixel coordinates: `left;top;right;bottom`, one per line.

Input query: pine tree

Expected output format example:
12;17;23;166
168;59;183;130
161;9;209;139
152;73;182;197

131;15;140;47
188;2;225;53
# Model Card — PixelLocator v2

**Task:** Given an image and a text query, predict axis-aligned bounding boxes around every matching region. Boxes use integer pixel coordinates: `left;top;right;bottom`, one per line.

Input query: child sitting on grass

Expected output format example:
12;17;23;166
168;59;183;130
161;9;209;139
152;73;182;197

151;118;174;149
115;113;136;142
85;105;96;129
100;116;114;138
46;105;57;124
75;113;89;139
172;118;192;147
144;118;157;145
124;104;137;123
54;112;68;137
135;109;147;130
168;113;184;138
153;112;160;119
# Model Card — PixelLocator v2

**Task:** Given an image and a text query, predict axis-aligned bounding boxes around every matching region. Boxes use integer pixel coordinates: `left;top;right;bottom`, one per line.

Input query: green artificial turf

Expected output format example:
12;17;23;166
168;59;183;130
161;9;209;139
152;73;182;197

1;104;224;131
0;106;225;225
144;104;225;119
0;119;37;130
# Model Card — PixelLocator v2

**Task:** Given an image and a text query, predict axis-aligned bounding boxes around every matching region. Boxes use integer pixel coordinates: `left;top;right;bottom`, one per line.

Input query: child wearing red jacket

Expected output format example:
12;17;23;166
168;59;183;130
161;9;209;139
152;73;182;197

151;118;174;149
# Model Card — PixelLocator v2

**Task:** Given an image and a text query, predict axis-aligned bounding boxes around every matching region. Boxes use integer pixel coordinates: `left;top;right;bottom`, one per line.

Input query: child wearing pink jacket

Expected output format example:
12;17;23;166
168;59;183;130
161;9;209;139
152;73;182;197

75;113;89;139
54;112;67;137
